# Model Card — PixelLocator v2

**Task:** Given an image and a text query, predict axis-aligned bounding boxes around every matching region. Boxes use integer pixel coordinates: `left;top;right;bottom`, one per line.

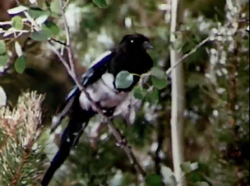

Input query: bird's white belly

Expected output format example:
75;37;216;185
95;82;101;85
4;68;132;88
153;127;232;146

79;73;129;111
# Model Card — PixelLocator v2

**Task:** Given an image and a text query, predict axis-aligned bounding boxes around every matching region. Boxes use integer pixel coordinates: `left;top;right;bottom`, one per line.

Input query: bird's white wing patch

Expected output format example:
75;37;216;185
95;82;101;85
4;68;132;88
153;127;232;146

79;72;129;111
0;86;7;107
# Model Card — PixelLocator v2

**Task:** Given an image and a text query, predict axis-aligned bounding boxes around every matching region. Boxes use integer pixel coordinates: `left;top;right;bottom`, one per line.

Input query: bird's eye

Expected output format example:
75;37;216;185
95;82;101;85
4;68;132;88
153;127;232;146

130;40;134;43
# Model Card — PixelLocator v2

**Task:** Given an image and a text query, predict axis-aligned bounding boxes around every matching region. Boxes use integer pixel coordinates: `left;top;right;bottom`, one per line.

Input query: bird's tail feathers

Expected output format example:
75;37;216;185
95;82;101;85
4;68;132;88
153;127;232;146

41;110;95;186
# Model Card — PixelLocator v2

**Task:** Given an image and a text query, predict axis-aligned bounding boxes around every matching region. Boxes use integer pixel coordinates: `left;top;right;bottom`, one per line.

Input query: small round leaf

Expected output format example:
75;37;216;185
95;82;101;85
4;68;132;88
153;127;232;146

146;89;159;103
190;162;199;171
8;6;28;14
45;21;60;36
35;10;51;25
133;87;146;100
11;16;24;30
30;29;52;41
93;0;108;8
180;162;192;173
152;76;167;90
115;70;134;89
50;0;61;14
0;55;9;66
28;9;44;19
161;166;177;186
15;41;23;57
151;67;166;79
146;174;162;186
15;56;27;74
0;41;6;55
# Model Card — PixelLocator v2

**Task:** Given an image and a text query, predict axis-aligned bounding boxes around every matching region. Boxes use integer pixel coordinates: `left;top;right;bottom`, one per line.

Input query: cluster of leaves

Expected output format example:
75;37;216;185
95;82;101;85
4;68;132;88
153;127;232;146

115;67;168;104
146;162;209;186
0;0;249;186
0;91;45;186
0;3;59;72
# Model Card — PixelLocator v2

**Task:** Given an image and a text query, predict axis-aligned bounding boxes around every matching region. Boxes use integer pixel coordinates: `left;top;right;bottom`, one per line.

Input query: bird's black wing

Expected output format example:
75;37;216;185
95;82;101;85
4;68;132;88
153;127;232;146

65;51;115;102
42;51;115;186
51;51;115;132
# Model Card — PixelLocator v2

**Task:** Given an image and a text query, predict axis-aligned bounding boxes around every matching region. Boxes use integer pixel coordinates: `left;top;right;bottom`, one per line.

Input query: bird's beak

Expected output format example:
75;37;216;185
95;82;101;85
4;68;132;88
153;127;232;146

143;41;154;50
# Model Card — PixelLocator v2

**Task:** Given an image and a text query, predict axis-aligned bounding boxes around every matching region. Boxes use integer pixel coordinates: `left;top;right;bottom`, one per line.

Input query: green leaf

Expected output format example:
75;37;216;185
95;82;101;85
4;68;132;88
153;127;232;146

195;182;210;186
28;9;44;19
152;77;167;90
30;29;52;41
50;0;61;14
151;67;166;79
35;10;51;25
15;41;23;57
0;41;6;55
115;71;134;89
133;87;146;100
190;162;199;171
15;56;27;74
180;162;192;173
0;55;9;66
8;6;28;14
29;0;36;4
161;165;177;186
146;89;159;103
146;174;162;186
92;0;108;8
11;16;24;30
45;21;60;36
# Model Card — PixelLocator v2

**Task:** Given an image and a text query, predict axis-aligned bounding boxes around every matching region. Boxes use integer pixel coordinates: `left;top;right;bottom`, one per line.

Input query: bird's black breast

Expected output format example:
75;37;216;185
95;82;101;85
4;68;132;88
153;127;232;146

108;49;153;91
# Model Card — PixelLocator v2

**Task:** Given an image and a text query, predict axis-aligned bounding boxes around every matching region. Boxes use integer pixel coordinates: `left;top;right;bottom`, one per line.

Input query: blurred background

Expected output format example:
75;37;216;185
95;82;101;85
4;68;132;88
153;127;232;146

0;0;249;186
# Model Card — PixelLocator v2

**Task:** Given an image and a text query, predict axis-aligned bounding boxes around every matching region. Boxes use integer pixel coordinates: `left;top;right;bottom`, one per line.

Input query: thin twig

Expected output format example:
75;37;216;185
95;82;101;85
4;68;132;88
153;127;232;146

59;0;76;74
48;40;71;73
63;0;71;10
10;139;34;186
166;37;210;75
105;120;147;177
50;38;67;46
15;0;41;31
50;0;147;177
0;19;29;26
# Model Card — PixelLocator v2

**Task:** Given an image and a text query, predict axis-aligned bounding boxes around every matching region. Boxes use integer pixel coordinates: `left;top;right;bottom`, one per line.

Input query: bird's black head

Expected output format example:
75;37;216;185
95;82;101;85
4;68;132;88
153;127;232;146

119;33;154;52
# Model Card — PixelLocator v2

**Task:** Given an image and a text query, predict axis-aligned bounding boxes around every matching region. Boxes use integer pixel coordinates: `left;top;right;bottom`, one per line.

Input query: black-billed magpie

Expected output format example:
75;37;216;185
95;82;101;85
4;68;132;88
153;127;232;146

41;33;154;186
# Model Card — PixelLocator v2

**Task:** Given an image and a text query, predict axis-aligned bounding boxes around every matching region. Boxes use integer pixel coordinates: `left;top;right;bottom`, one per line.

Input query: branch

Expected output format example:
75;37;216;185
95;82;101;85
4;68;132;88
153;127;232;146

166;17;247;76
106;120;147;177
15;0;41;31
169;0;186;185
49;0;147;178
0;37;29;76
166;37;209;75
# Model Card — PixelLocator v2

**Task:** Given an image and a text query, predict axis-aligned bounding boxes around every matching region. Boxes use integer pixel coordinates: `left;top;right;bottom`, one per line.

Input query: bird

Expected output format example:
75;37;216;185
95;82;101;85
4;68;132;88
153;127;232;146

41;33;154;186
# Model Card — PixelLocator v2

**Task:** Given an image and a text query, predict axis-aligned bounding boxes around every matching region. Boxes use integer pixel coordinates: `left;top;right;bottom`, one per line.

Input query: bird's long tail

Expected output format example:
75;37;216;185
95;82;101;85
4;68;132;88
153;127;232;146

41;109;95;186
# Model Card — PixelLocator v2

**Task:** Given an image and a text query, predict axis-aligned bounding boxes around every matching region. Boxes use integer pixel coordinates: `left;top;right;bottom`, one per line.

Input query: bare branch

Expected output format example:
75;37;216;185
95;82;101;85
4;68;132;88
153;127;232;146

48;40;72;73
166;37;209;75
48;0;147;178
106;120;147;177
169;0;186;185
0;19;29;26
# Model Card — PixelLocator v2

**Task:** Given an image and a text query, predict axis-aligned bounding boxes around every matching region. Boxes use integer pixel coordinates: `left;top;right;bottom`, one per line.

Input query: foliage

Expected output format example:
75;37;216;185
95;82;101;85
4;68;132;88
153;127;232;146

0;91;45;186
0;0;249;186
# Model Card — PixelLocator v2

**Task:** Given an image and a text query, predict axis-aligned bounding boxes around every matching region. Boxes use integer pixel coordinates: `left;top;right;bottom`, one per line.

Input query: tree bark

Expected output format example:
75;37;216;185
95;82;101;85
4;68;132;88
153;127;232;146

170;0;186;185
